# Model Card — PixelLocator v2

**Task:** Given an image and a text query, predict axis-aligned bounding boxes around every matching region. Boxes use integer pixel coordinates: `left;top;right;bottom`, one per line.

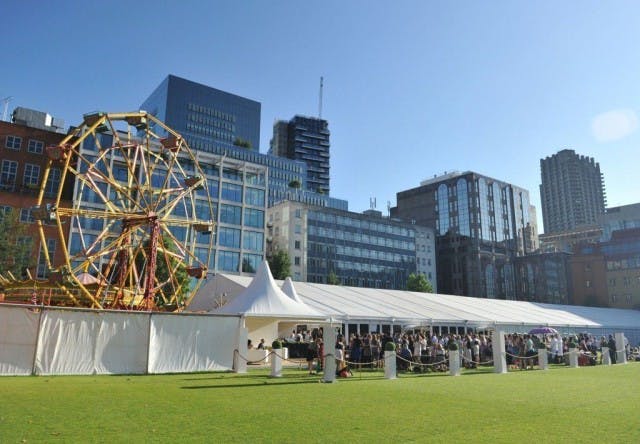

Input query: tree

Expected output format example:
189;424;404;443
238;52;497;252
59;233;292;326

327;271;339;285
288;179;301;189
268;249;291;280
0;210;34;279
233;137;252;149
407;273;433;293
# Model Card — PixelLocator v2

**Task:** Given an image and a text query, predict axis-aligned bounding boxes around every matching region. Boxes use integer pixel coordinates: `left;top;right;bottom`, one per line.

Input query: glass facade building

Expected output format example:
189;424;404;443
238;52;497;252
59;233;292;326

392;171;536;299
140;75;347;211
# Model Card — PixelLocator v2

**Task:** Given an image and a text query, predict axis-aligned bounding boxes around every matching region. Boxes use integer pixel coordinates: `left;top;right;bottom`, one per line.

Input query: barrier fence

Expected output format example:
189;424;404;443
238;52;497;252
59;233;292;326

0;303;239;376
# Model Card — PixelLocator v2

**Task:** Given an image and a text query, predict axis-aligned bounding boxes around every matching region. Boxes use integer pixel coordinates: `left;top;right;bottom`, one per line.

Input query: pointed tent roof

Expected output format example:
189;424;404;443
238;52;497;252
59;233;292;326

212;260;324;319
282;277;304;304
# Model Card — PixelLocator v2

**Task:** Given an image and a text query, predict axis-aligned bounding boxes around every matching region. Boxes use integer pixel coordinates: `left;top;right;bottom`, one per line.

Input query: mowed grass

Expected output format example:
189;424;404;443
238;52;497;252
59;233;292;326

1;363;639;443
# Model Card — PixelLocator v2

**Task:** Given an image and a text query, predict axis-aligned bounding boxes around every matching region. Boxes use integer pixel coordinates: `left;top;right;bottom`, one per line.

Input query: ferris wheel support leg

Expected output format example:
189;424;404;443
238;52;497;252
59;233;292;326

143;218;160;309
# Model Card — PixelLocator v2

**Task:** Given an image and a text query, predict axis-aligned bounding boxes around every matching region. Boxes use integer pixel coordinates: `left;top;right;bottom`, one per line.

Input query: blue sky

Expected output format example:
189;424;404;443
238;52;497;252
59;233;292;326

2;1;639;232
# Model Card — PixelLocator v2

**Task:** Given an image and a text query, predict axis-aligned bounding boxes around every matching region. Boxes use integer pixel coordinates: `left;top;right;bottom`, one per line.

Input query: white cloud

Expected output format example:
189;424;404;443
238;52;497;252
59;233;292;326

591;109;639;142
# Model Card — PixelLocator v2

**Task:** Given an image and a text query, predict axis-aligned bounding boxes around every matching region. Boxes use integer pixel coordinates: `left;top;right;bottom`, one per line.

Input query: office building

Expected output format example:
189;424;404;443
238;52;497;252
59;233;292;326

141;75;346;210
540;149;606;234
600;203;640;241
267;201;436;290
392;171;536;299
570;228;640;309
140;75;261;152
514;252;572;304
269;115;331;194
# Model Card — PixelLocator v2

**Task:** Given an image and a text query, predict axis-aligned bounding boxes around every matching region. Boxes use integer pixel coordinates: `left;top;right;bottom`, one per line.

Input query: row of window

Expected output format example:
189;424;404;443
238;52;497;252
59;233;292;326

307;258;412;276
610;294;635;304
185;122;234;142
187;103;236;123
307;225;415;250
608;276;640;287
4;135;44;153
187;113;235;132
0;160;61;193
308;211;413;236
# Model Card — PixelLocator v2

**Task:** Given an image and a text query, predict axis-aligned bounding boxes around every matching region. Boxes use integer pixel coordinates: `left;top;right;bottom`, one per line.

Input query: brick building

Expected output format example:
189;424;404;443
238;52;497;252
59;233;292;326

0;119;72;280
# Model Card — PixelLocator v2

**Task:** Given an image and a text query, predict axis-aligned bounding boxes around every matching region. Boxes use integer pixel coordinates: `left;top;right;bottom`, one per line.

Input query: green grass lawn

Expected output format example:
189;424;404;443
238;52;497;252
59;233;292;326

1;363;638;443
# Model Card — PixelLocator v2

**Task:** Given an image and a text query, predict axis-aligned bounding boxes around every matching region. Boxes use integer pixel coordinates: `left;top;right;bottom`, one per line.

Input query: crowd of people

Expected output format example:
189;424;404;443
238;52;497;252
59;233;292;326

269;328;637;374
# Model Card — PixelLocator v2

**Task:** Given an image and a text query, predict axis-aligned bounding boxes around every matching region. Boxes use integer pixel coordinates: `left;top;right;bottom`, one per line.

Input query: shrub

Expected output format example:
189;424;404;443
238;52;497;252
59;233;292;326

384;341;396;352
271;340;282;349
448;341;459;351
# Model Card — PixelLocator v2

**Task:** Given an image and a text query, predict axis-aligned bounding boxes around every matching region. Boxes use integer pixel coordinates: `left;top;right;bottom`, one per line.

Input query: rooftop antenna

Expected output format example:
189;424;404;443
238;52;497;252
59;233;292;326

318;76;323;118
370;197;376;210
1;96;12;122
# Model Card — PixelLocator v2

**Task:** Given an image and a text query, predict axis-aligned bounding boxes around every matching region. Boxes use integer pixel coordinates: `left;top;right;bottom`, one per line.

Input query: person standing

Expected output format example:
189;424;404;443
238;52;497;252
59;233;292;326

608;335;617;365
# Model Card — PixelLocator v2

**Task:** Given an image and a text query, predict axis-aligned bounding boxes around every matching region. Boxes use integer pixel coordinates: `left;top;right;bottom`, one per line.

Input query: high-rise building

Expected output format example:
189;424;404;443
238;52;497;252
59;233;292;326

269;116;331;194
391;171;536;299
141;75;346;211
267;201;436;290
540;149;606;234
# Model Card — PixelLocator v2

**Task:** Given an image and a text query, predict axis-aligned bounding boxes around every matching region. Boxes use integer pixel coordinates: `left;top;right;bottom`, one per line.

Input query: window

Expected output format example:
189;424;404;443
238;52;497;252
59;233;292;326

0;205;11;215
294;240;301;250
20;208;34;223
45;167;61;196
28;140;44;154
244;208;264;228
218;227;241;248
245;187;265;207
219;204;242;225
295;224;301;234
1;159;18;186
295;209;302;218
218;250;239;272
585;280;591;288
23;163;41;186
294;256;301;266
5;136;22;150
221;182;242;202
243;231;264;252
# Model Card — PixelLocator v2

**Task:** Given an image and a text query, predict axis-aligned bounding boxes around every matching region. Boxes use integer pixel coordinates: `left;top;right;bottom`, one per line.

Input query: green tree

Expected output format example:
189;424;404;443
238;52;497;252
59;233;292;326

407;273;433;293
288;179;301;189
327;271;339;285
268;249;291;280
0;210;34;278
233;137;252;149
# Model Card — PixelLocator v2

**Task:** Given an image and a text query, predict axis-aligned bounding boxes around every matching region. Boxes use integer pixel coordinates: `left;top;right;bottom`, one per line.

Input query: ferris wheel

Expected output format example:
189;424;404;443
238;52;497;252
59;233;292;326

34;111;215;310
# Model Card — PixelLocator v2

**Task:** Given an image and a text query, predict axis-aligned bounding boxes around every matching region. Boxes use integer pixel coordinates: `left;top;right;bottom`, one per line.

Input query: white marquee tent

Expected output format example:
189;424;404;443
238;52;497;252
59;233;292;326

210;261;325;342
191;273;640;344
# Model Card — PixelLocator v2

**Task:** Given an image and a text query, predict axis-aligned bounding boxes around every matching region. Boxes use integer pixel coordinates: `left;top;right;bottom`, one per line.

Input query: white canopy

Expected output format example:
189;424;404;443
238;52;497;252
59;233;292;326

282;277;304;304
192;273;640;333
211;261;324;320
